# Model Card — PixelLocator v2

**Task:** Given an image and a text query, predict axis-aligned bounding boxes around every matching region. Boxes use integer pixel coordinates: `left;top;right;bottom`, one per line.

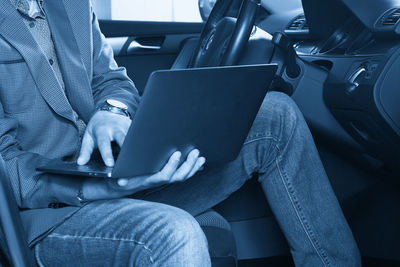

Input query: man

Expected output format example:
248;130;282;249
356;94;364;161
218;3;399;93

0;0;361;266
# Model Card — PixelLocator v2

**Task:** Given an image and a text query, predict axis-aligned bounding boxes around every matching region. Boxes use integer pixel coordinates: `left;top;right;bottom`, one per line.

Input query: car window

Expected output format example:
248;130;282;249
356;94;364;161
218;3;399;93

92;0;203;22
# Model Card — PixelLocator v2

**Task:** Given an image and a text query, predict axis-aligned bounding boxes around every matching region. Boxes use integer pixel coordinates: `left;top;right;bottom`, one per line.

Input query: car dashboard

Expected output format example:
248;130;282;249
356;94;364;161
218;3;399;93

259;0;400;170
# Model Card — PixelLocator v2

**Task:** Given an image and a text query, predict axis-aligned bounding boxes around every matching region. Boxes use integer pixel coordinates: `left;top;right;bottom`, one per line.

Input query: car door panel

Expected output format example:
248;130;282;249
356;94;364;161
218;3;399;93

99;20;203;93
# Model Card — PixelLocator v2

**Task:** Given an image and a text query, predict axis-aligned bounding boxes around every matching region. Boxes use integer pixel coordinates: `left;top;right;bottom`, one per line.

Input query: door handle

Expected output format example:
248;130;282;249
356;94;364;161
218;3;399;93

127;40;161;53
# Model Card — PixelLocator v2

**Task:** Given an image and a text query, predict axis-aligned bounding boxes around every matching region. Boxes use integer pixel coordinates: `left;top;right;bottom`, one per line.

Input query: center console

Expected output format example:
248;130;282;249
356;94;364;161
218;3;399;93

278;0;400;167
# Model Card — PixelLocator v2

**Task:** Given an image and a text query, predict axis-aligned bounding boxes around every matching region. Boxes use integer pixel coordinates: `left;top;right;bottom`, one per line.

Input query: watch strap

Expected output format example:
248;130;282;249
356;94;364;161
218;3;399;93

98;100;131;118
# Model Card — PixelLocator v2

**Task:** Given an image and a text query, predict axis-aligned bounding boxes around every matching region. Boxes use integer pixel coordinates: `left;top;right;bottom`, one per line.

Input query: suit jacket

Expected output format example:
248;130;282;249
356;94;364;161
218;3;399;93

0;0;140;245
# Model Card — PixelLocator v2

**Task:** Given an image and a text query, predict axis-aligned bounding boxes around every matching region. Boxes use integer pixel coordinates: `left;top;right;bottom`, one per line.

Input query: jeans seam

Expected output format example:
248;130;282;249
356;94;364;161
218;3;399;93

243;132;278;146
44;233;154;264
244;133;279;173
35;243;45;267
275;152;331;267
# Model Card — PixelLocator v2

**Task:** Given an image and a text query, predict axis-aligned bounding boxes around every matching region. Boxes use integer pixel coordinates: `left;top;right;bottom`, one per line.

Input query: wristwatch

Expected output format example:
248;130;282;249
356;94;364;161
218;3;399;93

98;99;131;119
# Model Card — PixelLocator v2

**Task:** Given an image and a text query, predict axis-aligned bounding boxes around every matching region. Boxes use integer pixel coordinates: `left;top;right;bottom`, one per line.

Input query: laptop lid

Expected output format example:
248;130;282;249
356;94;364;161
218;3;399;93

112;63;277;178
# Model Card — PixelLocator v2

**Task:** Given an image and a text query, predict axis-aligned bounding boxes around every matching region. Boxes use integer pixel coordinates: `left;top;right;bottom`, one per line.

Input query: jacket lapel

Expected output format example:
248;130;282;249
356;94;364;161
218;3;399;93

0;1;75;123
43;0;95;123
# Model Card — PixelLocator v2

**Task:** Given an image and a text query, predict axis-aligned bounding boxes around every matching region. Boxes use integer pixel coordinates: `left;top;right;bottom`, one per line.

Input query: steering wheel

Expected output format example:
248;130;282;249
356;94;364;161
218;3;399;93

189;0;261;68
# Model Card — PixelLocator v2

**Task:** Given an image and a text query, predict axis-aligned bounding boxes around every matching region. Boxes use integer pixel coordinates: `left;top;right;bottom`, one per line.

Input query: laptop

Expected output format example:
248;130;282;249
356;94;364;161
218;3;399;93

38;64;278;178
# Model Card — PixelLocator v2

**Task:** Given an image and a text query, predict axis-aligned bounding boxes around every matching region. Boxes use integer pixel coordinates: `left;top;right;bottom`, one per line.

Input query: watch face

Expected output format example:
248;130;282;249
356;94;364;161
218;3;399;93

107;99;128;110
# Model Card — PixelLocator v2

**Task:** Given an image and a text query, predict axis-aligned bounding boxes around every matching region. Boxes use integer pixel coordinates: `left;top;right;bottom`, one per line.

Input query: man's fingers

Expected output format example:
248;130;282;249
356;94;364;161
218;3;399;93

117;178;129;187
115;150;201;190
97;135;115;167
157;151;182;179
114;130;126;148
187;157;206;178
117;152;181;189
171;149;199;182
77;132;95;165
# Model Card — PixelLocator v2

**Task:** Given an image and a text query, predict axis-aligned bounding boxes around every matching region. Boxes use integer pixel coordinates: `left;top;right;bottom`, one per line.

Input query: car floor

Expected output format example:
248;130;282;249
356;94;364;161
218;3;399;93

316;138;400;262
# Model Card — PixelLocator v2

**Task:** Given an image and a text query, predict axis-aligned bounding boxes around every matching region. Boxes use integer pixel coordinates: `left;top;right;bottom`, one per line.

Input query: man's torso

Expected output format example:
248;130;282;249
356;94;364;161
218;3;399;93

0;0;93;159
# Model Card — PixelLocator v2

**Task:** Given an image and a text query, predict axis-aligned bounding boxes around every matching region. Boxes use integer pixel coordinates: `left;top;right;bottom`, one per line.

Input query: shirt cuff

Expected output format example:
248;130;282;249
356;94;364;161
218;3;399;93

45;175;84;207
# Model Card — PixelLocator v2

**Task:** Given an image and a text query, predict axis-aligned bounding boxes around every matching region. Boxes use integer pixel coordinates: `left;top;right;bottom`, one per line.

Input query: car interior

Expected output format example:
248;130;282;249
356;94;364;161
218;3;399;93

0;0;399;266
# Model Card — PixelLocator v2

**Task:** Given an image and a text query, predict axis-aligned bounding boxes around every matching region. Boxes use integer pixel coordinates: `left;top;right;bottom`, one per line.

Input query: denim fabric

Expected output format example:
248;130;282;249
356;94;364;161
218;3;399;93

35;199;211;267
35;92;361;266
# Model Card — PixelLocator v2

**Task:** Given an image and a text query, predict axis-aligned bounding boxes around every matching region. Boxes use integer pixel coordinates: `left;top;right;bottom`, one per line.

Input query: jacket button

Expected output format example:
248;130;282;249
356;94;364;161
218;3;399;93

49;59;54;65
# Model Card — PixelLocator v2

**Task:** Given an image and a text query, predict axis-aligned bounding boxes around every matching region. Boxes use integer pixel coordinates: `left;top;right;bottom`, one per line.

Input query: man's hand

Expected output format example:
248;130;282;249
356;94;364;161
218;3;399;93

114;149;205;189
82;149;206;201
76;110;206;201
77;111;131;167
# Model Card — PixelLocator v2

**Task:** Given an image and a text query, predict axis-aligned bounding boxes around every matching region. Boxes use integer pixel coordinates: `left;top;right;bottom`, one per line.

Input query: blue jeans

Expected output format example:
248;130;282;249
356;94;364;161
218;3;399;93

34;199;211;266
35;92;361;266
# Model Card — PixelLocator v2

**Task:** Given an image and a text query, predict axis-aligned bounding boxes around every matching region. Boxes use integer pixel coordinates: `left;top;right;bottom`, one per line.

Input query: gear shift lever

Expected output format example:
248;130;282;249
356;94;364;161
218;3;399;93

272;32;301;79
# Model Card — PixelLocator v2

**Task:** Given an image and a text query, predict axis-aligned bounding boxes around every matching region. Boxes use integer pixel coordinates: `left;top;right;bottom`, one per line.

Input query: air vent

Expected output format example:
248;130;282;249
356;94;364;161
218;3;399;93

287;15;309;31
380;8;400;26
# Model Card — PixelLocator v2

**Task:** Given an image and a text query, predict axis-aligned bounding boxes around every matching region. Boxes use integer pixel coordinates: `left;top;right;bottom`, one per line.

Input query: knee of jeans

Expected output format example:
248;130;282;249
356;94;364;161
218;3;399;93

150;207;211;265
162;207;209;250
266;91;302;140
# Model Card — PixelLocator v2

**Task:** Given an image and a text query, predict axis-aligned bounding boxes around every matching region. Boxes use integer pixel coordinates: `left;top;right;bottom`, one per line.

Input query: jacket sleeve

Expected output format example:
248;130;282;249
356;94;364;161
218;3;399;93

0;101;82;209
90;7;141;117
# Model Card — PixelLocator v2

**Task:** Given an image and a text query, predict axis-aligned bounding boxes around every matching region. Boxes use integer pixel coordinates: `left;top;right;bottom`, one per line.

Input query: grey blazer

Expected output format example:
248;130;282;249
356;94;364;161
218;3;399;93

0;0;140;245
